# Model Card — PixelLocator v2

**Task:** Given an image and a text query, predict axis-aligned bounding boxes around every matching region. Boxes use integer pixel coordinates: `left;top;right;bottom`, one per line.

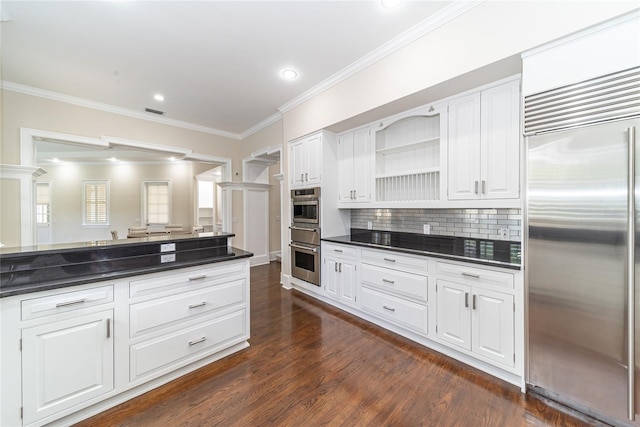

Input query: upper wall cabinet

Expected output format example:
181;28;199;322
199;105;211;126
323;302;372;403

373;104;446;203
290;132;322;189
338;127;373;204
447;79;520;201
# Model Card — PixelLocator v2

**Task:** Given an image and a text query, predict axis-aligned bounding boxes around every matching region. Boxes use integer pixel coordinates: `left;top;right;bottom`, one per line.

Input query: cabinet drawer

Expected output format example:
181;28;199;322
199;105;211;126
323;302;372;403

436;262;514;290
361;248;428;275
361;263;428;302
130;309;247;382
130;279;246;337
361;287;428;335
21;285;114;321
323;243;357;258
129;262;246;299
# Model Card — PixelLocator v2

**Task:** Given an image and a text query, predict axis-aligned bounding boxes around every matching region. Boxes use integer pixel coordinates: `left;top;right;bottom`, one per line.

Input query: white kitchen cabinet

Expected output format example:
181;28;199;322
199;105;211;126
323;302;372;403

290;132;322;188
448;78;520;200
436;262;515;369
20;288;114;426
374;104;445;202
338;127;373;203
322;243;357;307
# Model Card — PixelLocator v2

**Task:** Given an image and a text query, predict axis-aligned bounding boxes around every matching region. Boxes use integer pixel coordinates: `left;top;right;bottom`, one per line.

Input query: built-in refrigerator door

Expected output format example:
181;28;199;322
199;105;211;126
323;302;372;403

528;119;639;424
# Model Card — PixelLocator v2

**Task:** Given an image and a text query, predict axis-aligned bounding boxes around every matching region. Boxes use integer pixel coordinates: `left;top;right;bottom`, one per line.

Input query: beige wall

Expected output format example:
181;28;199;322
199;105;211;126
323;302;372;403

0;179;21;247
37;162;194;243
282;1;637;141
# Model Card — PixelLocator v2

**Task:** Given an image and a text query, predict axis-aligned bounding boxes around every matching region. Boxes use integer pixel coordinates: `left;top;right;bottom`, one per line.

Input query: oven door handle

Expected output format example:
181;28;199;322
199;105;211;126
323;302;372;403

289;243;318;253
289;226;319;232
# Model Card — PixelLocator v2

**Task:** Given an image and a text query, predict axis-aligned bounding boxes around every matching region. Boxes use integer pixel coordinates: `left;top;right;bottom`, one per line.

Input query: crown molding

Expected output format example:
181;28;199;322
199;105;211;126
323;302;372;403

240;111;283;139
278;0;484;114
2;81;243;140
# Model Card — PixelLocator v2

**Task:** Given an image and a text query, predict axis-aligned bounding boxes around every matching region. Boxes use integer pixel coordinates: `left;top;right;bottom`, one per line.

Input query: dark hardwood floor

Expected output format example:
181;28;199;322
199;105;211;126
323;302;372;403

75;262;598;426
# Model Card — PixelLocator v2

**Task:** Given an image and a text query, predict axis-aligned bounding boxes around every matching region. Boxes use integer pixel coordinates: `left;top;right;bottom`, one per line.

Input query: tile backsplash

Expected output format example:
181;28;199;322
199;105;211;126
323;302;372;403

350;208;522;241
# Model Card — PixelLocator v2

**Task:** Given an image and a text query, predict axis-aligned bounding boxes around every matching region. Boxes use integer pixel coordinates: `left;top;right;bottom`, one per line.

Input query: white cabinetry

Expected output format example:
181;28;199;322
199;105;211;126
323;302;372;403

374;104;445;202
359;248;430;335
448;78;520;200
290;132;322;188
435;261;515;368
0;259;250;427
21;288;114;426
322;242;357;307
338;127;373;203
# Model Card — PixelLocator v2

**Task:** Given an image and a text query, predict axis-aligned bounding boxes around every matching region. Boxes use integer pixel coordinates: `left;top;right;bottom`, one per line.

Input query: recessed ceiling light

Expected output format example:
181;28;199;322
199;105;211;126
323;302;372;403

154;94;165;101
51;158;59;163
381;0;401;8
109;157;117;162
169;157;176;161
281;68;298;80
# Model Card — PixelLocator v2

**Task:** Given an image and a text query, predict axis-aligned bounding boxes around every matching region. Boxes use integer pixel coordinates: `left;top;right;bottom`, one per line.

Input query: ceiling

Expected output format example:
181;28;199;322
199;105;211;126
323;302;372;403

1;1;456;139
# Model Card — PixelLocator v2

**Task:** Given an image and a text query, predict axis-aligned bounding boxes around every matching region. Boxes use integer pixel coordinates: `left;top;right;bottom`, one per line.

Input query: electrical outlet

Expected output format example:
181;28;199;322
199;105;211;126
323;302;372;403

367;221;373;230
498;228;509;240
423;224;431;235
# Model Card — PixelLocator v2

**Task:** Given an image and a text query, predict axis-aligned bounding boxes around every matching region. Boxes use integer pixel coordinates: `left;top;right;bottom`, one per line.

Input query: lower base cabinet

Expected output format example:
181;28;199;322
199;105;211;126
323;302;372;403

22;310;114;425
318;241;521;385
1;259;250;427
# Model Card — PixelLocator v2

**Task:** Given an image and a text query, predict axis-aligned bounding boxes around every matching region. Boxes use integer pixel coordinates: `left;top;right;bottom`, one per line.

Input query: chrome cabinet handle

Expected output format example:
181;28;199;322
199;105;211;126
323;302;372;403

188;336;207;347
382;278;395;284
56;298;86;308
465;292;469;308
333;249;343;253
383;305;396;312
461;272;480;279
301;173;304;182
290;226;319;232
289;243;317;253
334;262;338;272
305;172;308;181
474;180;479;194
188;302;207;309
472;294;477;310
107;318;111;338
383;257;396;262
482;180;486;194
338;263;342;273
189;274;207;281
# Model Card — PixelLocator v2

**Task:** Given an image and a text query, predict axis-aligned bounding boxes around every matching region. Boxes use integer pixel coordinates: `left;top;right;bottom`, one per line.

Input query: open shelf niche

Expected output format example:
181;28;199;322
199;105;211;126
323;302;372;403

375;113;441;202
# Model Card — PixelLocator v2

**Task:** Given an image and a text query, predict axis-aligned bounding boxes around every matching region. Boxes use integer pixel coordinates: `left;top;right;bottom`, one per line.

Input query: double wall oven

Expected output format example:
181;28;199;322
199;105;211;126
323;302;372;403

290;187;321;286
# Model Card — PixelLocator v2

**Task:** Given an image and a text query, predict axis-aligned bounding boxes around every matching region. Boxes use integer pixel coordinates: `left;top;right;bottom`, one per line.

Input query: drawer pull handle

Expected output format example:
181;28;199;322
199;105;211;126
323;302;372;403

473;294;477;310
188;336;207;346
106;318;111;339
188;302;207;309
334;249;343;253
383;258;396;262
465;292;469;308
461;272;480;279
189;274;207;281
55;298;86;308
383;305;396;312
382;278;395;284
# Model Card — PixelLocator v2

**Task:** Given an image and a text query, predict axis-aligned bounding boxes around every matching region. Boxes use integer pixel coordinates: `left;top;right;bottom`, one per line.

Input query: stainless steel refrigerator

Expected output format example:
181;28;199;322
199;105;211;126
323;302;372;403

526;66;640;426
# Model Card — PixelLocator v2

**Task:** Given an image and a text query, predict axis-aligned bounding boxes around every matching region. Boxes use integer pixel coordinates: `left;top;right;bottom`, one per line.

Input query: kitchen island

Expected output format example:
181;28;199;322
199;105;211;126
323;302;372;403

0;233;252;427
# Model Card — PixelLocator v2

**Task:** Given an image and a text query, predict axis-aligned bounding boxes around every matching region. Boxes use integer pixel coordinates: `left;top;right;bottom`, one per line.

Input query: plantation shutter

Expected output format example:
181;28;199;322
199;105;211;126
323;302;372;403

84;181;108;225
146;182;169;224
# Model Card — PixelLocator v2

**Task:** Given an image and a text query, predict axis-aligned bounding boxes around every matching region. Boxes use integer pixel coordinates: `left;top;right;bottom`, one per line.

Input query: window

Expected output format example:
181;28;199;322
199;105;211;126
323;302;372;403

143;181;170;225
83;180;109;225
36;182;51;224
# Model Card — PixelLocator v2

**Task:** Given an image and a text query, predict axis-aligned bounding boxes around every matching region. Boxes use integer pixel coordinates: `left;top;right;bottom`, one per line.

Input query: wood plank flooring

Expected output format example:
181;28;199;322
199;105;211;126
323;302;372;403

75;262;599;426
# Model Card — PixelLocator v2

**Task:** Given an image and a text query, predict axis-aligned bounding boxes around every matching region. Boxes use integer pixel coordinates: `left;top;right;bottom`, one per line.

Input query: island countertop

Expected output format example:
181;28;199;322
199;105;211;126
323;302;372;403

0;232;253;297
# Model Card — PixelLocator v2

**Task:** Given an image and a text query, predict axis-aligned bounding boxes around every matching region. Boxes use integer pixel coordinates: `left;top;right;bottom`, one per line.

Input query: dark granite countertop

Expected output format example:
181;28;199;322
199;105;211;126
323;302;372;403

322;229;521;270
0;233;253;297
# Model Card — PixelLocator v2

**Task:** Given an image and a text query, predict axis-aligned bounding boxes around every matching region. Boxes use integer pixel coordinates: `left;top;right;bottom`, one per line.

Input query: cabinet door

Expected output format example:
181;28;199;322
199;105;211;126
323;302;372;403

324;257;340;300
22;310;114;425
448;93;481;200
290;141;306;187
338;132;355;202
480;80;520;199
471;289;515;367
436;280;471;350
305;133;322;185
338;260;357;306
352;127;372;202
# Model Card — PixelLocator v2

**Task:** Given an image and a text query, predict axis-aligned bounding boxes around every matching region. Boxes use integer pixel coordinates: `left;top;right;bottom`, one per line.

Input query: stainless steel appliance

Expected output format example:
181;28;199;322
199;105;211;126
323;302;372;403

290;187;321;286
526;66;640;425
291;187;320;225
